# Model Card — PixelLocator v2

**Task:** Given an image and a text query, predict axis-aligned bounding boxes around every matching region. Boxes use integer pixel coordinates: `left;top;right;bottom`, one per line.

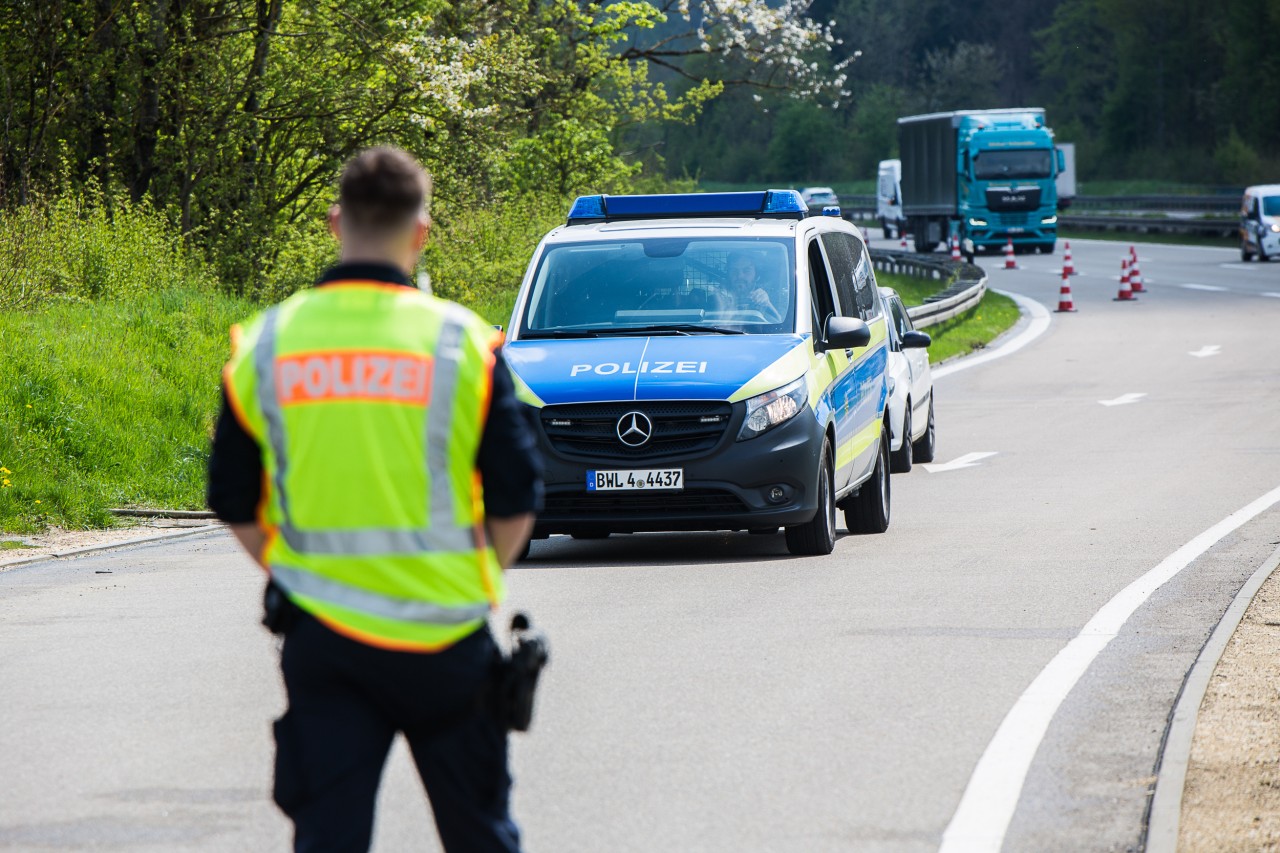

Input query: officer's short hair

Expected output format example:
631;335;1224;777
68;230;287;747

338;147;432;235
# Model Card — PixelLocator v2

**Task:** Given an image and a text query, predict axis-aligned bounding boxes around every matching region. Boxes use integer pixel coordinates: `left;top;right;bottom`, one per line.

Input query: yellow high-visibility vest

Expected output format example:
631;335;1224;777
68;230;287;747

224;280;505;651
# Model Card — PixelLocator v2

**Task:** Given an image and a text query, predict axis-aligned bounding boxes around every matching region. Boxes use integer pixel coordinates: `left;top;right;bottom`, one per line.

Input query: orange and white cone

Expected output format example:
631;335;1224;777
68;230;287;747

1056;269;1077;312
1128;248;1146;293
900;234;908;251
950;234;962;261
1114;258;1136;301
1062;241;1077;276
1003;238;1017;270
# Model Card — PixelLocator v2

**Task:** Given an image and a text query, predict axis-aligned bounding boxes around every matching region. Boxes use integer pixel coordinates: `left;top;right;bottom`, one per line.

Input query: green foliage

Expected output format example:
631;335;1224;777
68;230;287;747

1214;129;1264;187
922;290;1020;365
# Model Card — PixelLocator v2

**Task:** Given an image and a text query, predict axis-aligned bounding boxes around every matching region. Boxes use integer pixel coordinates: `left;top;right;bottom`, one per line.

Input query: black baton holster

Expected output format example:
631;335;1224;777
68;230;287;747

262;579;300;635
490;612;549;732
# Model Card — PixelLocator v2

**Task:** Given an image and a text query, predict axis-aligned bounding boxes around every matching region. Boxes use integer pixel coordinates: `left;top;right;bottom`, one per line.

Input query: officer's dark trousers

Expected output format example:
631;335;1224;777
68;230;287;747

274;610;521;853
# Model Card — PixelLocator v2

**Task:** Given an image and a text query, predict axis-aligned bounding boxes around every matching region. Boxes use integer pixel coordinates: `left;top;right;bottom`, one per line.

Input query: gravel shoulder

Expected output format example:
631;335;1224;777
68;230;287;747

1179;566;1280;851
0;519;218;569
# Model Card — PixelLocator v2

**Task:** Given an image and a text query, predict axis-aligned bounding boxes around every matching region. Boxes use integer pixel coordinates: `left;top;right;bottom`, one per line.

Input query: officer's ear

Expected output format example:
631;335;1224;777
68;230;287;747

328;205;342;240
412;213;430;251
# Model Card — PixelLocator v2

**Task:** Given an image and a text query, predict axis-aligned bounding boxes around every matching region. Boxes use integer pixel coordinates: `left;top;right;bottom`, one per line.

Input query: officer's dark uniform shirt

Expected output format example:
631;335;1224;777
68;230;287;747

207;261;542;523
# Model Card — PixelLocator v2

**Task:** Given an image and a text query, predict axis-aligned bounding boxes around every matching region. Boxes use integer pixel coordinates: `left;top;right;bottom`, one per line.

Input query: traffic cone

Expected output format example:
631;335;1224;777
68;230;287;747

1003;238;1017;270
1062;241;1076;276
900;234;908;251
1128;248;1146;293
1054;267;1075;311
950;234;962;261
1114;258;1136;301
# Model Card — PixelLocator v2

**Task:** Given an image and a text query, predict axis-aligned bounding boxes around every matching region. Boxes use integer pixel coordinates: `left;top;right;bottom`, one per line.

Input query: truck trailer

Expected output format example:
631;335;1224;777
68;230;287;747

897;108;1063;254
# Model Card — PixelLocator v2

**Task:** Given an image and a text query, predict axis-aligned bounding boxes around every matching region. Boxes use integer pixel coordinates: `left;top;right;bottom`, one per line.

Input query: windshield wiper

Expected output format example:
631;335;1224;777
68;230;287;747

520;329;602;339
596;324;746;336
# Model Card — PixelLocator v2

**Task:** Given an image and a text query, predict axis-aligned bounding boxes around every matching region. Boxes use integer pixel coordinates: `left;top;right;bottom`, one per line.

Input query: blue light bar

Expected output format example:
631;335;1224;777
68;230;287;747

565;190;810;224
567;195;606;220
822;206;842;217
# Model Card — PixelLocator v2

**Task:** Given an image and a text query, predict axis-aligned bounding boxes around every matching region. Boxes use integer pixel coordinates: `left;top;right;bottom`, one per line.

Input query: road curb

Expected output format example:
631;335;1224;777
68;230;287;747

1146;541;1280;852
0;524;225;572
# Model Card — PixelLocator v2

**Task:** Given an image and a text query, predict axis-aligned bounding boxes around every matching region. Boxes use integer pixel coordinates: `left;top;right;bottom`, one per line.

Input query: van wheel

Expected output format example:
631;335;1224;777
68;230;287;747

844;423;891;535
912;396;936;463
1261;242;1271;262
1242;244;1255;262
890;407;913;473
785;438;836;555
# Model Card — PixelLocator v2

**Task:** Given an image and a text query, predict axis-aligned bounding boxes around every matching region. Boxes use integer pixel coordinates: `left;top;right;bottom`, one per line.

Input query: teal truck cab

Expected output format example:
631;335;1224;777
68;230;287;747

897;108;1063;254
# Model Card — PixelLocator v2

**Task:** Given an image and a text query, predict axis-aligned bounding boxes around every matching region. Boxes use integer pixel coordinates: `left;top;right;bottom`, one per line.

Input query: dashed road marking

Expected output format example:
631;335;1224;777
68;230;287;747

1188;345;1221;358
1099;393;1147;407
1180;283;1228;292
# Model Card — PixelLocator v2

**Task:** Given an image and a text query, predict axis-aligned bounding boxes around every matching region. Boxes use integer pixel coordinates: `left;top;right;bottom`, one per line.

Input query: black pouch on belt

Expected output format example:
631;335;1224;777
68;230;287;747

491;612;550;732
262;579;300;635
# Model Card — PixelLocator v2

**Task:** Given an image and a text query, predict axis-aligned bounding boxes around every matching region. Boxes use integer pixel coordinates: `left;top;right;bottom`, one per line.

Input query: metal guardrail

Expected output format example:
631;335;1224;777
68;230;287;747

869;249;987;329
1069;194;1241;214
1058;214;1238;237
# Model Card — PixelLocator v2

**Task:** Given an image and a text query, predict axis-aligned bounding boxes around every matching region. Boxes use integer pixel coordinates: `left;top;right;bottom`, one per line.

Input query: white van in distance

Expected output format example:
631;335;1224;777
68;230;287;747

1241;184;1280;262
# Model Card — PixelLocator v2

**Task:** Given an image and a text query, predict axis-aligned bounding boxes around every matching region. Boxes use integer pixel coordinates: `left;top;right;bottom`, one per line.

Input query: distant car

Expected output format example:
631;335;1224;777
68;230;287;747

799;186;840;212
1240;184;1280;262
879;286;935;472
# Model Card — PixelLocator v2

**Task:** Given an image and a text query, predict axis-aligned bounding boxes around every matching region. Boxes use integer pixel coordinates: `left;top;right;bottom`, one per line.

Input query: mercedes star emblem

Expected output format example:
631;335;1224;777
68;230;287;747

616;411;653;447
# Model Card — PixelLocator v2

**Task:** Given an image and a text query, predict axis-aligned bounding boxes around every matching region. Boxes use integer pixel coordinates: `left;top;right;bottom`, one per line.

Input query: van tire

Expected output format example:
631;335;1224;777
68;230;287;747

1242;244;1255;262
785;438;836;555
844;423;891;535
912;396;936;463
890;407;913;473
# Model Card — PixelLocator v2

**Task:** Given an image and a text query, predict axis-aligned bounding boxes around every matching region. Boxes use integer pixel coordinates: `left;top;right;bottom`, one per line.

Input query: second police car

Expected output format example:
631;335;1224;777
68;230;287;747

503;190;892;556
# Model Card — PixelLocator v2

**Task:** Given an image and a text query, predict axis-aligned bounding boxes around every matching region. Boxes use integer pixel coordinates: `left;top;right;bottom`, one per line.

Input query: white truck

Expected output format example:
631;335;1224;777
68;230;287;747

877;159;906;239
1055;142;1076;209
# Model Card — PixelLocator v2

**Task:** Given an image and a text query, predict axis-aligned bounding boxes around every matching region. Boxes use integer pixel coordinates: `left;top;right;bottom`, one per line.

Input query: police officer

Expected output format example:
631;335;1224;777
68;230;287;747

207;146;542;853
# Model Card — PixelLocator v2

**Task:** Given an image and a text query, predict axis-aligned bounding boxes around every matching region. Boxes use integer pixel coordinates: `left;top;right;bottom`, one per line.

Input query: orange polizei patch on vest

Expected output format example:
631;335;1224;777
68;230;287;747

276;350;432;406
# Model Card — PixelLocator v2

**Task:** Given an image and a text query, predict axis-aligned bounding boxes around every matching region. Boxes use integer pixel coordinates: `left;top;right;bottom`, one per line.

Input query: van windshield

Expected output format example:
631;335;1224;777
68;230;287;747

1264;196;1280;216
973;149;1053;180
519;238;796;337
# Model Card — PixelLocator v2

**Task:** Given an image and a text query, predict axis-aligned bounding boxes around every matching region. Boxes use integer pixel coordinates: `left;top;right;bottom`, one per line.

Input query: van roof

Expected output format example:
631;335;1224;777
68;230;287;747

1244;184;1280;196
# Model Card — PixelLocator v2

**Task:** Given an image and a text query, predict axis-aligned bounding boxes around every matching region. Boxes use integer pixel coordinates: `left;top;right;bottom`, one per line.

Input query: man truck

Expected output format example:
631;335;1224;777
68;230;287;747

897;108;1064;254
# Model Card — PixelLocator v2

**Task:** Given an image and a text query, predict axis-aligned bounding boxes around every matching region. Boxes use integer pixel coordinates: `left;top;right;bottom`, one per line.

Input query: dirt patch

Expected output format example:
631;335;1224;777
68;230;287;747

0;519;218;568
1179;568;1280;851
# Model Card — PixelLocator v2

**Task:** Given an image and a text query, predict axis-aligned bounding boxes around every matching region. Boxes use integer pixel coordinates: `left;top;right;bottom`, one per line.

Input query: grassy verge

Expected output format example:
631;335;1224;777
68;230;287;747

876;270;1019;365
0;288;256;533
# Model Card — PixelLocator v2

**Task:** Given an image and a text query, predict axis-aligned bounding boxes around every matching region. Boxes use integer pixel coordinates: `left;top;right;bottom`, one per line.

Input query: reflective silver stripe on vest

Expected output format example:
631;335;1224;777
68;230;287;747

254;298;482;558
426;307;470;531
255;307;293;522
271;564;490;625
277;522;474;556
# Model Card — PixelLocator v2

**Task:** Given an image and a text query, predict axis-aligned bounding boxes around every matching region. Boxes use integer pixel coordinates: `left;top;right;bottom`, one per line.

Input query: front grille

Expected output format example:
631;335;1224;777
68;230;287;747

994;211;1032;227
540;400;733;461
543;488;748;517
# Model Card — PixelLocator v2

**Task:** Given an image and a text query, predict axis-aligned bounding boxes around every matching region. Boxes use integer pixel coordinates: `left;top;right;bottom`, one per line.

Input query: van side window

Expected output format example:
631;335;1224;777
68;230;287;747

820;233;858;318
807;238;838;338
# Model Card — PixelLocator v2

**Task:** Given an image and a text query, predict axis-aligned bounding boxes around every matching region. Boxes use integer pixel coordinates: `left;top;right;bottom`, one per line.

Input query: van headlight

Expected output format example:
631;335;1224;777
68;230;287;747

1269;223;1280;233
737;376;808;440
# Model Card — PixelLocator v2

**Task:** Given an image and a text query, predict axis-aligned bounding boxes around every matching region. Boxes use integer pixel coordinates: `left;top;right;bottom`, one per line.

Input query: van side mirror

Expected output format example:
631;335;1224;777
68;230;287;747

901;330;931;349
824;315;870;350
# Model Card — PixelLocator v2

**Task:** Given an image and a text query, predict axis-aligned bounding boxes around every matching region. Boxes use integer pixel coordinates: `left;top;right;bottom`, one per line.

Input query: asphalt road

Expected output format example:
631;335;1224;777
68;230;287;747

2;238;1279;852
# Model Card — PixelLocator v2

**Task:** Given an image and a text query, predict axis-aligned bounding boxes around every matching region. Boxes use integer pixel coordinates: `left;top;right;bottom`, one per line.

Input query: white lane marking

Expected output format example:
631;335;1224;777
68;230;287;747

1188;345;1221;358
1099;392;1147;407
1263;292;1280;299
1180;283;1228;292
1219;263;1261;271
1070;238;1236;254
932;291;1051;381
921;452;998;474
939;483;1280;853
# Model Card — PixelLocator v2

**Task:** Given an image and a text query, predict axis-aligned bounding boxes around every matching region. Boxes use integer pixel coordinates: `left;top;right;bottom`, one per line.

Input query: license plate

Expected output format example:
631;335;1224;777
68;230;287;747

586;469;684;491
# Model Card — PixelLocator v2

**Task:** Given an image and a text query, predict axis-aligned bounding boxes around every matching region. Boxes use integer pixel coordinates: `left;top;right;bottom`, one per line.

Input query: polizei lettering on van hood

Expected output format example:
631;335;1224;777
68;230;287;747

504;334;809;405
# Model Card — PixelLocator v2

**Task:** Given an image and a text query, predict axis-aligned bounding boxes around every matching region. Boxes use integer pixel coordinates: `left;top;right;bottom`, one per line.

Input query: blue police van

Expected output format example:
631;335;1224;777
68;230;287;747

504;190;892;555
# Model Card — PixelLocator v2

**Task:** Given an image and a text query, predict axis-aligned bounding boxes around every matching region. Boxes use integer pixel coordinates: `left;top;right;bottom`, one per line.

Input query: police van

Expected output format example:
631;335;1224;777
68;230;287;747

503;190;892;556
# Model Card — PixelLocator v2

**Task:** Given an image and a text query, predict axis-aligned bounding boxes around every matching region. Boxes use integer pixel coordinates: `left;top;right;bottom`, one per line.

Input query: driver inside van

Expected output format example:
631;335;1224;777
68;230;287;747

719;252;783;322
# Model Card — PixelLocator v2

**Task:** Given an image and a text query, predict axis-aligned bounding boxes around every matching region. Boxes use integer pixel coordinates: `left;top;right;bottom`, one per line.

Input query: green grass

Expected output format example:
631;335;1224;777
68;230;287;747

0;540;34;550
920;290;1020;364
0;287;256;533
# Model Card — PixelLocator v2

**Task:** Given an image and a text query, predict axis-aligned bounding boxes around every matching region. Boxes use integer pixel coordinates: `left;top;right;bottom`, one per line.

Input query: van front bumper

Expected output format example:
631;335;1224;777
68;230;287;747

531;405;826;536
